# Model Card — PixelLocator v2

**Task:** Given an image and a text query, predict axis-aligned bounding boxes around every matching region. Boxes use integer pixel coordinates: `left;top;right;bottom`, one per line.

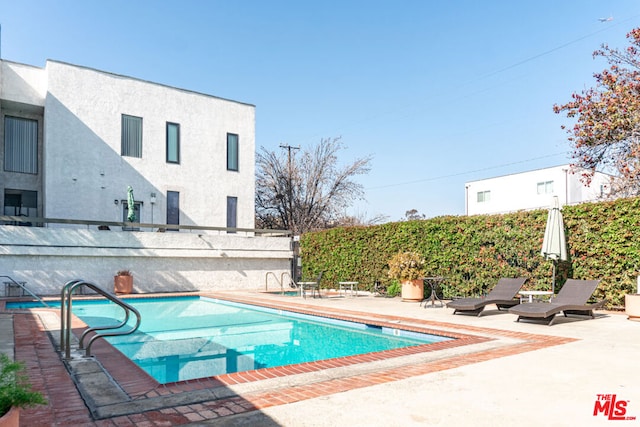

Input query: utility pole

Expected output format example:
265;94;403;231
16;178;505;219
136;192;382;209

280;144;300;283
279;144;299;231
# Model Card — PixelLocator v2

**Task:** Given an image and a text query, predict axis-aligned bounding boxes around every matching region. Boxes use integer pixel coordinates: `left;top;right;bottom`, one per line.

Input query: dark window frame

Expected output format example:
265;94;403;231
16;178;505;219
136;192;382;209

226;196;238;232
4;115;38;174
167;191;180;231
226;133;239;171
121;114;143;158
166;122;180;164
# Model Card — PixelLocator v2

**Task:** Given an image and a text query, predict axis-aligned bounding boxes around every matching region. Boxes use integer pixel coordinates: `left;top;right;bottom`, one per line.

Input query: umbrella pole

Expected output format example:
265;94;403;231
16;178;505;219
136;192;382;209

552;261;556;294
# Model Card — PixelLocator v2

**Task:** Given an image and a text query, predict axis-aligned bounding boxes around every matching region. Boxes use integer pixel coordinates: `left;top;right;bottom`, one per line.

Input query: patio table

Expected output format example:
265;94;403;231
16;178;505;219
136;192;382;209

518;290;553;303
338;281;359;297
421;277;445;308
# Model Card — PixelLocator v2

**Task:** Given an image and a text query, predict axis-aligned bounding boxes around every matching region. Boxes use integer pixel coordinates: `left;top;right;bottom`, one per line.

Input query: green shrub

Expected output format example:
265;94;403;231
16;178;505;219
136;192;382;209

300;197;640;308
386;280;402;297
0;353;47;416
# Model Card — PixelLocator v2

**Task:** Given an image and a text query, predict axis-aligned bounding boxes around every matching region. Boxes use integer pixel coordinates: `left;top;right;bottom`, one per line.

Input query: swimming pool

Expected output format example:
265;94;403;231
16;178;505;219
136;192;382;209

262;290;301;297
9;296;452;384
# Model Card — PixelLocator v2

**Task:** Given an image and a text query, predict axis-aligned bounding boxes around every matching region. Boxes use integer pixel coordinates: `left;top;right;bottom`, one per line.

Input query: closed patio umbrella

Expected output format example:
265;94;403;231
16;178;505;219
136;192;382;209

127;186;136;222
541;196;567;293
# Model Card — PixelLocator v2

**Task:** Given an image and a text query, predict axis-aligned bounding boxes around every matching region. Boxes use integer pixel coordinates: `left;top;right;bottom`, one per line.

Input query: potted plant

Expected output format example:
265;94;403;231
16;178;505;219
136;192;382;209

387;251;426;302
0;354;47;426
114;269;133;294
625;275;640;321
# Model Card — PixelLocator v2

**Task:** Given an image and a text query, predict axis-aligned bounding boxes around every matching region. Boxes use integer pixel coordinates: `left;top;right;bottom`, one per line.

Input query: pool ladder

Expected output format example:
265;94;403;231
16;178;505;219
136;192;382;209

60;279;141;360
265;271;295;292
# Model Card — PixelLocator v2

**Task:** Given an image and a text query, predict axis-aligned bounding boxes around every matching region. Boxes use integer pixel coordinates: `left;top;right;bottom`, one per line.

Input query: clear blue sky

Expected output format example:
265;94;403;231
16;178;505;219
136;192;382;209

2;1;640;222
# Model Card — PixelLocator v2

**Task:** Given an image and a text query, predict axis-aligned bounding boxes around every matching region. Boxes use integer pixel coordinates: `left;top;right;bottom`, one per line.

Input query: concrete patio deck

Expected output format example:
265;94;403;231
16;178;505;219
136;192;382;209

2;291;639;426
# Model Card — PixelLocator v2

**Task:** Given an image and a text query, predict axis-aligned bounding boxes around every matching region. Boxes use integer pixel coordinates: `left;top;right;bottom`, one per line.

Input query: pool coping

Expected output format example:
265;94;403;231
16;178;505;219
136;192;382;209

4;292;578;425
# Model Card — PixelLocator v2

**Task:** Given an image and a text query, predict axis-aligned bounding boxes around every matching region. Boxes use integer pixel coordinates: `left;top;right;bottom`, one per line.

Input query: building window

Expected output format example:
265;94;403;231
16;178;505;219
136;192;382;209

227;196;238;232
3;189;37;226
537;181;554;195
121;114;143;158
227;133;239;171
166;122;180;163
477;190;490;203
167;191;180;231
4;116;38;174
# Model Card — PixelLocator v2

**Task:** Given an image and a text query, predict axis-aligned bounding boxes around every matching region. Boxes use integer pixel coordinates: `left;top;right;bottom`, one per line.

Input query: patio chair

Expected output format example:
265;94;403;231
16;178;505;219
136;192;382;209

447;277;527;316
298;272;323;299
508;279;604;325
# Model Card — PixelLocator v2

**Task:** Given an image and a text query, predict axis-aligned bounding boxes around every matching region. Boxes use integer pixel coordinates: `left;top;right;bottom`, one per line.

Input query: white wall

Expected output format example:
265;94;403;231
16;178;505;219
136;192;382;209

2;58;256;230
0;227;292;296
0;60;47;106
465;165;611;215
1;60;283;297
42;60;256;229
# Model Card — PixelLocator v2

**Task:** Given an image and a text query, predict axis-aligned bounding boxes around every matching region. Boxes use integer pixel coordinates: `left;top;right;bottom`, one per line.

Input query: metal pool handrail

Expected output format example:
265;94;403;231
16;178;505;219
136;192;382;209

60;279;141;359
0;275;49;307
265;271;295;291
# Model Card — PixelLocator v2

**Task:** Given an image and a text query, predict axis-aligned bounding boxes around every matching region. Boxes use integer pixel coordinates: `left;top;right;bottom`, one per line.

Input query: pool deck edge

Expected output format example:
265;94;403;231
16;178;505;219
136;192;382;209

4;291;609;426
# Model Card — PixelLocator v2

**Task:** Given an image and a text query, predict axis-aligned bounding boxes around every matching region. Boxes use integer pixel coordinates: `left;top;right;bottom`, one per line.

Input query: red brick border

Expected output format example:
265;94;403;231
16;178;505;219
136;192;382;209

7;294;575;425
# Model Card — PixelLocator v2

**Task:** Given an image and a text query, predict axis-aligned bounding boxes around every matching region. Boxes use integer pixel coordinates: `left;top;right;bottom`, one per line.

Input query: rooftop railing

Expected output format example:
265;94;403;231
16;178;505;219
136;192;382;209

0;215;292;237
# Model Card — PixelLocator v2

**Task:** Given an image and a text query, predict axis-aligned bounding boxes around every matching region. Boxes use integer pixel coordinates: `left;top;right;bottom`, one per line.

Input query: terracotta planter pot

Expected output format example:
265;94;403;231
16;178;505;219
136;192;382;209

0;406;19;427
401;279;424;302
625;294;640;321
114;275;133;294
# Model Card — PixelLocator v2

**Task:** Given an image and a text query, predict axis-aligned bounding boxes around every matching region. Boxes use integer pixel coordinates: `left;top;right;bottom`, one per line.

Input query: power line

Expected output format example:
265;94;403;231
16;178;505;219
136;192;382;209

295;13;640;145
364;17;640;192
471;14;640;83
367;152;568;190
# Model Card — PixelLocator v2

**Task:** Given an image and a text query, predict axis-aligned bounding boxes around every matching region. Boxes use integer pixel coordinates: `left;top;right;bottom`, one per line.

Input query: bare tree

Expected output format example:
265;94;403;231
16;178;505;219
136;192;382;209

333;212;390;228
256;137;373;234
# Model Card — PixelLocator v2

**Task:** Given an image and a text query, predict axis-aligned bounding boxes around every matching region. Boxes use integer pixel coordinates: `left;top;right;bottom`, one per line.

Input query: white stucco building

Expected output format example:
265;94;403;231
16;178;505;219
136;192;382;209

465;165;612;216
1;59;255;230
0;59;294;295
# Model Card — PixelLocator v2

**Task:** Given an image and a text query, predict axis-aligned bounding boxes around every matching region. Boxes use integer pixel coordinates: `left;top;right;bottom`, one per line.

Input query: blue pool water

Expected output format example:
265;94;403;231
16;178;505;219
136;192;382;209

263;290;300;297
9;296;451;384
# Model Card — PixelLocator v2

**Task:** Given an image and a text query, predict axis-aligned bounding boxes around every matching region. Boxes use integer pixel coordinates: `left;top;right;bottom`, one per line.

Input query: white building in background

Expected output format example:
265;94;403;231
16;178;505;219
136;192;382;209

465;165;612;216
0;59;255;230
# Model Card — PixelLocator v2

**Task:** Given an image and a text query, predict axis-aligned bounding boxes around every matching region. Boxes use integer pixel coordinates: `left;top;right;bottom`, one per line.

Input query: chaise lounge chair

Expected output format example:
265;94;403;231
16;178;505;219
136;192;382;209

508;278;604;325
447;277;527;316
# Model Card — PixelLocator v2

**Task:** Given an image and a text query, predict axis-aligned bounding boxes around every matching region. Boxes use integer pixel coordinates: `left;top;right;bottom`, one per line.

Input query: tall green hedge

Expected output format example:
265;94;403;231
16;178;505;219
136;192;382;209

300;197;640;308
